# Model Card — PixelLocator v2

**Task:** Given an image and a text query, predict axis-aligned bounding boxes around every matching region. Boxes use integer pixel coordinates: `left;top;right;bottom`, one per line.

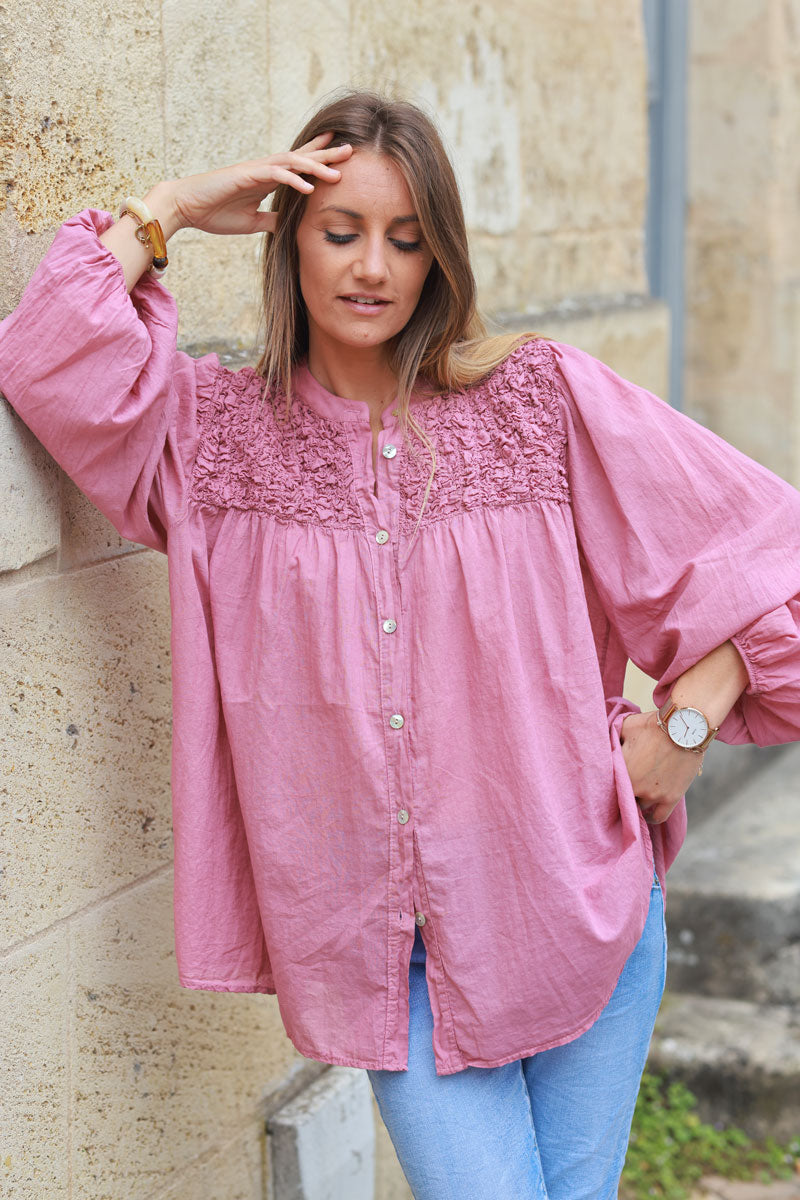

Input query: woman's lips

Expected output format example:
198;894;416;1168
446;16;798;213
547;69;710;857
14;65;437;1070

338;297;391;315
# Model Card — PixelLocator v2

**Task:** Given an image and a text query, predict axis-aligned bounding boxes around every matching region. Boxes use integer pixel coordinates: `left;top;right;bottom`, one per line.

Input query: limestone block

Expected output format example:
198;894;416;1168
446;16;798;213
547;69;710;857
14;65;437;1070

774;62;800;282
496;294;670;399
514;2;647;238
411;29;524;238
70;870;299;1199
685;226;771;379
162;0;270;181
685;240;795;484
164;230;265;349
0;554;174;948
690;0;769;61
473;227;648;314
688;61;775;229
0;929;70;1199
155;1122;267;1200
0;399;60;572
268;1067;375;1200
268;0;351;154
347;1;647;309
0;207;57;315
60;475;145;571
624;660;657;714
0;0;164;234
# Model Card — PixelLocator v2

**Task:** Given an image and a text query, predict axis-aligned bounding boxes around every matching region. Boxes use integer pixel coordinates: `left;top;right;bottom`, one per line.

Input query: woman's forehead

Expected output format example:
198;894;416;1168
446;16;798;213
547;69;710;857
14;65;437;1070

305;149;417;221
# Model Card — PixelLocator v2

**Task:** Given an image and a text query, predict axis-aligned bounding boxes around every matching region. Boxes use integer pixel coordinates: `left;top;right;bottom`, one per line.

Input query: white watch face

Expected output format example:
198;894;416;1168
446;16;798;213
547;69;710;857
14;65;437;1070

667;707;708;749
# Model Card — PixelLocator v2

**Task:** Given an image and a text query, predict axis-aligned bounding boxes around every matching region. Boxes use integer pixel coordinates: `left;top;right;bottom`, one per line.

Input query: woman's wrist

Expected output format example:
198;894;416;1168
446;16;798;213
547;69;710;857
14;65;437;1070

98;181;185;293
669;639;750;730
140;181;185;241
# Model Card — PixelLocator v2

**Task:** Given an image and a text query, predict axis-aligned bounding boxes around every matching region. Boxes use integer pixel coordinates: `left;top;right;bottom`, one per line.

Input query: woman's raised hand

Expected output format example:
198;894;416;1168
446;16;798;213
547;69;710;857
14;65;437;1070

101;132;354;291
165;132;354;236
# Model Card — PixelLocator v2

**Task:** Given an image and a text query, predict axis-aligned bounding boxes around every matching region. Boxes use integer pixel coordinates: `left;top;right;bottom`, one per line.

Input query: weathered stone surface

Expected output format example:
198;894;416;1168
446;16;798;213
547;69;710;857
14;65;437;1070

0;207;57;316
693;1178;800;1200
152;1123;267;1200
0;399;61;572
0;929;70;1198
695;1176;800;1195
497;294;670;400
685;0;800;487
650;992;800;1143
268;0;351;154
70;870;299;1199
59;474;145;571
164;231;266;350
0;554;174;948
162;0;270;181
689;61;775;229
664;744;800;1004
348;0;648;313
691;1;768;60
0;0;164;233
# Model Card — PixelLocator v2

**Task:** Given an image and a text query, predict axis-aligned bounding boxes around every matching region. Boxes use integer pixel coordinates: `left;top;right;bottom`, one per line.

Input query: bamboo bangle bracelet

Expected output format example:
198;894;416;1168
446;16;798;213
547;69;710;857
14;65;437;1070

118;196;169;277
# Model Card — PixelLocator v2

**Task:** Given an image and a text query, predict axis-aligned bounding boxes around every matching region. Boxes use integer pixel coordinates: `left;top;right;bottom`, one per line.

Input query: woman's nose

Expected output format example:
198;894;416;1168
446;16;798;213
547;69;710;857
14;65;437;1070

353;237;388;282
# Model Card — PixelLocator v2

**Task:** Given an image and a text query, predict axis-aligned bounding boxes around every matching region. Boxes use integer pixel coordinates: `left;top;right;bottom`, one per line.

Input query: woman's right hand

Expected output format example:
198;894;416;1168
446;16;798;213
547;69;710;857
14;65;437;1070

164;131;354;237
102;132;353;292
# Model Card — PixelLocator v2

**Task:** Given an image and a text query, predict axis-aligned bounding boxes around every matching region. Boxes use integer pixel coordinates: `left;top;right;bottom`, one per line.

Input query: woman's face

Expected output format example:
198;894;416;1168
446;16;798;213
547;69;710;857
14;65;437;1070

295;148;435;358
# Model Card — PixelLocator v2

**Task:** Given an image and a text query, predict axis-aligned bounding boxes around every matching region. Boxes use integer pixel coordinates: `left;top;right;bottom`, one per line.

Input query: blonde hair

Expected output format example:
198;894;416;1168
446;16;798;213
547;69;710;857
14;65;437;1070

253;88;549;537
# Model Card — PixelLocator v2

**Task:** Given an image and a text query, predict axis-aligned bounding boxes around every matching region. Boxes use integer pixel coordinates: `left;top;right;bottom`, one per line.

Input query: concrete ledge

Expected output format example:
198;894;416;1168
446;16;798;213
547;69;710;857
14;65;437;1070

665;744;800;1004
650;991;800;1143
267;1067;375;1200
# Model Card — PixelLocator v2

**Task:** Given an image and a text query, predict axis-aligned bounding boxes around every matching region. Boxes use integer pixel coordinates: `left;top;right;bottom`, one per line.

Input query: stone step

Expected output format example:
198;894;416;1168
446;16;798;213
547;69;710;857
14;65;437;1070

692;1178;800;1198
648;991;800;1144
664;743;800;1005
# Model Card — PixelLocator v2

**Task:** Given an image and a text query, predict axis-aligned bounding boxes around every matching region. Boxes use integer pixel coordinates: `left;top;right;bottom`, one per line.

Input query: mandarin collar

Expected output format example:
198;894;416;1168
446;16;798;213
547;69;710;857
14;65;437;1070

292;360;422;428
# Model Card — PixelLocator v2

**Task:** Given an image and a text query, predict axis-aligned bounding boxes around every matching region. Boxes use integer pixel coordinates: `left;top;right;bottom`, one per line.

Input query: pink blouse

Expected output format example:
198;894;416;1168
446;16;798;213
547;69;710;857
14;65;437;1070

2;207;800;1076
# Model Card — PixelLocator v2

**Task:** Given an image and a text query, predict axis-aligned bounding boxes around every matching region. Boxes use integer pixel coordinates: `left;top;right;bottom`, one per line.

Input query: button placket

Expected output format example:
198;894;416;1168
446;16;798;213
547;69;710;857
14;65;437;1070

348;420;416;984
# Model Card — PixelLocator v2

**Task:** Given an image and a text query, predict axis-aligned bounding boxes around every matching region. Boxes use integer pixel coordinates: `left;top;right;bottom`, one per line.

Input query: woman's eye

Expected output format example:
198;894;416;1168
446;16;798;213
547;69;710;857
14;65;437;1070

323;231;422;253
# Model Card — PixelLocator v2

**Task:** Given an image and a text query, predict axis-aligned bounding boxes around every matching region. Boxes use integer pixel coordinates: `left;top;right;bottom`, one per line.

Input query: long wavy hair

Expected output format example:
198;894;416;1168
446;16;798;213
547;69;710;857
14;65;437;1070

253;88;548;537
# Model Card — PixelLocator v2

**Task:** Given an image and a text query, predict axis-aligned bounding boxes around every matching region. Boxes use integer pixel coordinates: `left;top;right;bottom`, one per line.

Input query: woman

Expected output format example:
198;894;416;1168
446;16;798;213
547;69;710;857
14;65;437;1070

1;89;799;1199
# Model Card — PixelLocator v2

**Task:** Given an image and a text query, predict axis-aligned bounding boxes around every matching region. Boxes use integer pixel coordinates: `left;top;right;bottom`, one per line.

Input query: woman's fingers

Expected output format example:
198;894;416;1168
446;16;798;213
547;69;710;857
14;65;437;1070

168;139;353;235
297;130;336;150
239;148;349;196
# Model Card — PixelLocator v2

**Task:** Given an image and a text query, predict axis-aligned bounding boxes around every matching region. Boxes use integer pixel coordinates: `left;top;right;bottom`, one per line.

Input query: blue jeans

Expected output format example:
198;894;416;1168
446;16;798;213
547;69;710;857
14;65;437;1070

367;874;667;1199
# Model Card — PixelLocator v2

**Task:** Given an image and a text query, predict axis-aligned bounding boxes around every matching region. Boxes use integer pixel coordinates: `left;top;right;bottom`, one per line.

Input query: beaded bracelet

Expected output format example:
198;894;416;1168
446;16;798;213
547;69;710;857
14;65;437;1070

118;196;169;277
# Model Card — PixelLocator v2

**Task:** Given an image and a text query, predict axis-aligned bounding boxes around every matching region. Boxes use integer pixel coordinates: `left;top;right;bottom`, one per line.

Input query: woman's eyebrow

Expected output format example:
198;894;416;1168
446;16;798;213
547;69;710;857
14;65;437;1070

317;205;420;224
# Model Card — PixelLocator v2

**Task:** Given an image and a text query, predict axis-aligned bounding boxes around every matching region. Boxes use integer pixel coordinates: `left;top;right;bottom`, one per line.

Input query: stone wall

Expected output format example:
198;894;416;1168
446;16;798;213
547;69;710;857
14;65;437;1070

2;2;668;1197
685;0;800;487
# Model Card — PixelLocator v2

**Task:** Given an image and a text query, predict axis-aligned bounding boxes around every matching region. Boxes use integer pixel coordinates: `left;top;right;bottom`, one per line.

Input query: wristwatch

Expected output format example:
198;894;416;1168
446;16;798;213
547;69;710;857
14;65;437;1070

656;696;719;753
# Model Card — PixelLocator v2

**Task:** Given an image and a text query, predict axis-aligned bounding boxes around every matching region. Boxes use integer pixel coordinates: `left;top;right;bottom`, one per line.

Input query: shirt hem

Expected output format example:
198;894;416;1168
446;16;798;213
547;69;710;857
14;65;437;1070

280;983;643;1074
432;995;628;1075
179;975;277;995
433;873;657;1075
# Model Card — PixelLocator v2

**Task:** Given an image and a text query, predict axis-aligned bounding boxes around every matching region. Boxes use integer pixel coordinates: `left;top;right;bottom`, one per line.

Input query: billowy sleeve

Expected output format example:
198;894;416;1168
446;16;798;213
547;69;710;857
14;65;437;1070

546;338;800;747
0;207;220;554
